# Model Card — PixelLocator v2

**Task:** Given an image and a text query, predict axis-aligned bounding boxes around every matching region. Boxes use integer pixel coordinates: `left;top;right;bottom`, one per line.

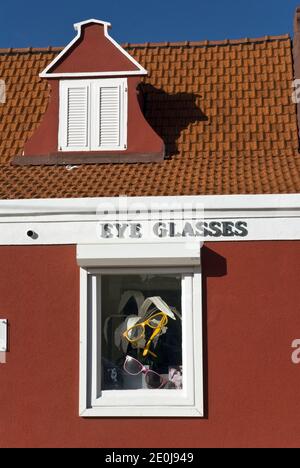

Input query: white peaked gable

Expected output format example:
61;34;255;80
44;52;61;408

40;19;148;78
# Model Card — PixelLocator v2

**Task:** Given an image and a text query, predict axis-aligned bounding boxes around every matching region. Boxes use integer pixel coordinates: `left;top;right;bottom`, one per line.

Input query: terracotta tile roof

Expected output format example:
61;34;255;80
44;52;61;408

0;35;300;198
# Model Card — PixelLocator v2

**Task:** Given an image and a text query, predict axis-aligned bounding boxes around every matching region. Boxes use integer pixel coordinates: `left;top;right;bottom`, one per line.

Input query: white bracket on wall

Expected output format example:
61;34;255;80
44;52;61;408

0;319;7;352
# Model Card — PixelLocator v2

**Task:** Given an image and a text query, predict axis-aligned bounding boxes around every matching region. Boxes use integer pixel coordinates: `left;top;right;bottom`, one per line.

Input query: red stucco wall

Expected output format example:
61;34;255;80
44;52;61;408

0;242;299;448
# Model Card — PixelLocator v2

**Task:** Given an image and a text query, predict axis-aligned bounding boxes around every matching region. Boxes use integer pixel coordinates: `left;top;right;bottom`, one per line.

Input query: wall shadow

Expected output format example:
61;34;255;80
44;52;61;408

201;246;227;419
139;83;209;157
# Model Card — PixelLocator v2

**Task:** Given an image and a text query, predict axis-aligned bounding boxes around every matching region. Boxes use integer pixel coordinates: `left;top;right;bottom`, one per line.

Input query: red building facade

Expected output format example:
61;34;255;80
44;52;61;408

0;14;300;447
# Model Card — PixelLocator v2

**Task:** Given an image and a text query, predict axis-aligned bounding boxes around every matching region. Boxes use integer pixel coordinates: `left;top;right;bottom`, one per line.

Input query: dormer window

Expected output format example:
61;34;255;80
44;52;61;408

15;19;164;165
59;78;127;152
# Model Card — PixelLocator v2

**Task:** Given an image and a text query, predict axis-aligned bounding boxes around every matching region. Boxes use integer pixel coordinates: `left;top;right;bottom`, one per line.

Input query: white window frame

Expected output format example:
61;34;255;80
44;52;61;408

79;266;203;418
59;78;127;152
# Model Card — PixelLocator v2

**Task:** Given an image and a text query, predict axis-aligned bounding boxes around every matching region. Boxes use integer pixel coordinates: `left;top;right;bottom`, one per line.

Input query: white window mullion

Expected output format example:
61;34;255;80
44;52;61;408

88;82;93;153
91;81;100;150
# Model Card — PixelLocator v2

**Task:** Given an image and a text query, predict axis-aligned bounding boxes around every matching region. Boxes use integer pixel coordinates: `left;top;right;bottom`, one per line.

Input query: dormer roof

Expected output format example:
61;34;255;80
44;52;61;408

40;19;147;78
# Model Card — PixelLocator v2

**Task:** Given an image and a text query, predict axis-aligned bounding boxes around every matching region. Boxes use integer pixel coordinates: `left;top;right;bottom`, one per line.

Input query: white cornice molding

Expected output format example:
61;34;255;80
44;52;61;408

0;194;299;218
0;195;299;244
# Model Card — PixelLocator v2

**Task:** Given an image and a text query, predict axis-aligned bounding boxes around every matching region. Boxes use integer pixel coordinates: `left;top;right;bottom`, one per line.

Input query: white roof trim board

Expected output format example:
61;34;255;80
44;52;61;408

40;19;148;78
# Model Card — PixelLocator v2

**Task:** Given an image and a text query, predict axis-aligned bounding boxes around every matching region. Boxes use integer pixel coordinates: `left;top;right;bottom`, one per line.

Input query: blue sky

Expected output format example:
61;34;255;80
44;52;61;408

0;0;300;48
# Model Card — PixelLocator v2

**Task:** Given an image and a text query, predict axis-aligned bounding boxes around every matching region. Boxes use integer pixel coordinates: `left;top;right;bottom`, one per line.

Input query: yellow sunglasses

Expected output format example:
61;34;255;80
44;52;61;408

122;311;168;358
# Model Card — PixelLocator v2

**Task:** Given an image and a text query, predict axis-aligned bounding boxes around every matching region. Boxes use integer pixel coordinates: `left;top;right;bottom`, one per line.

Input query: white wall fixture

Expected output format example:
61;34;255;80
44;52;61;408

0;80;6;104
0;319;7;352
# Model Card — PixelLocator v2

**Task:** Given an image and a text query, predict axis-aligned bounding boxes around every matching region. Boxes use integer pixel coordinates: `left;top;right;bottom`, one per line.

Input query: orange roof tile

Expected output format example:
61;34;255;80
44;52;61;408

0;35;300;198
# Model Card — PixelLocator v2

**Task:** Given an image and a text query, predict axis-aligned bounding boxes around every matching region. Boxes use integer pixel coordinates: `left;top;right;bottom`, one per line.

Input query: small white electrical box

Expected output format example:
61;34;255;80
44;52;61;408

0;319;7;352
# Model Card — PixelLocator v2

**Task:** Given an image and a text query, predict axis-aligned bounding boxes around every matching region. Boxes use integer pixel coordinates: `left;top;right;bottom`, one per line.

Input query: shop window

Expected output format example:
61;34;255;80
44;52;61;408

59;78;127;152
102;273;182;391
79;266;203;417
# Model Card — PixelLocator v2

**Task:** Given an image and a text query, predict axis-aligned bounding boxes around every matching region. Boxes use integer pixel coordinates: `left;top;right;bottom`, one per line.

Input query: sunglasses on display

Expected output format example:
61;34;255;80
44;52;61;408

123;355;167;389
122;311;168;358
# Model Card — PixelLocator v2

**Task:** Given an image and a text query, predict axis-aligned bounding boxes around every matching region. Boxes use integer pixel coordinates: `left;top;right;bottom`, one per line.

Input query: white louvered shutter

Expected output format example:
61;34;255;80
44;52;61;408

99;86;120;147
59;79;127;152
92;79;126;150
60;81;90;151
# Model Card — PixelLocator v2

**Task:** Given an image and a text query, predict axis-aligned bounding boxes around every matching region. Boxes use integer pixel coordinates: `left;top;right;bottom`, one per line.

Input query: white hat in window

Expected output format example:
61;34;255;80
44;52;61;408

138;296;178;321
112;290;145;353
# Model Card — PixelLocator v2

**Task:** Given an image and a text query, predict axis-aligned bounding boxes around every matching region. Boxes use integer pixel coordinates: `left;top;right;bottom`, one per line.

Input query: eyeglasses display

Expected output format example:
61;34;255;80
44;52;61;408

101;273;183;391
123;355;168;389
123;311;168;358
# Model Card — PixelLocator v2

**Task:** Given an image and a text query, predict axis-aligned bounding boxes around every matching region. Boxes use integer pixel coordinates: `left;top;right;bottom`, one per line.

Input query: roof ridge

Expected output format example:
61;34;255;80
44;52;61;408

0;46;63;54
0;33;291;55
123;34;291;49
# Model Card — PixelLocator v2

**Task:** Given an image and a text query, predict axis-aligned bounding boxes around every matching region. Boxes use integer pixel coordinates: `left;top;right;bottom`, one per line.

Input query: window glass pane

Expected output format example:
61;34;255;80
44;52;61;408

101;274;182;391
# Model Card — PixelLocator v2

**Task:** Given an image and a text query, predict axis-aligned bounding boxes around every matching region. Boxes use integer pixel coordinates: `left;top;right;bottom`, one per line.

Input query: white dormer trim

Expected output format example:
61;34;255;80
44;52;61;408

40;19;148;78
